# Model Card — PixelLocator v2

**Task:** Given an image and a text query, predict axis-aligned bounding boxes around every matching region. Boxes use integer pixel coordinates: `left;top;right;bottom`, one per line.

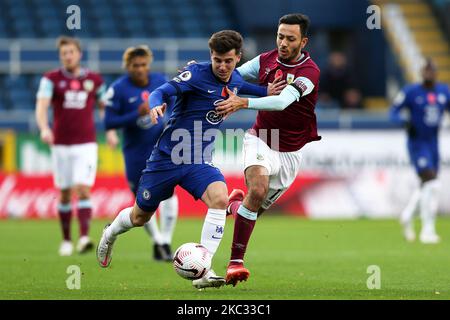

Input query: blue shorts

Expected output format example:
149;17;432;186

124;156;147;196
408;139;439;174
136;155;225;212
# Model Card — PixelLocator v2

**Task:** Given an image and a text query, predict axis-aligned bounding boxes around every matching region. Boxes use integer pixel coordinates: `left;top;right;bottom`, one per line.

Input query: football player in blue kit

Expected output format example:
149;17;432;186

97;30;285;289
102;45;178;261
390;58;450;244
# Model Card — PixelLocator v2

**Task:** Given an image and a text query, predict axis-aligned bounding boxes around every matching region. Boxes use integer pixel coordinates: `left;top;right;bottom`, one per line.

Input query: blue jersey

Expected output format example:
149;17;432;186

103;73;174;192
135;62;267;212
390;82;450;173
390;82;450;140
148;62;267;168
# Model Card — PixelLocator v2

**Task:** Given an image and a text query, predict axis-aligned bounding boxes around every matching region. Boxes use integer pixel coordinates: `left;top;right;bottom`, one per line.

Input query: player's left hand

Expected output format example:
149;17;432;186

215;87;248;118
150;103;167;124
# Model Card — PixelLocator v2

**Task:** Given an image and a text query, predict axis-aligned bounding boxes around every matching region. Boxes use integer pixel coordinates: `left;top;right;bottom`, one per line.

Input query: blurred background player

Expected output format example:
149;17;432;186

35;36;106;256
390;58;450;244
215;13;321;286
97;30;281;289
103;45;178;261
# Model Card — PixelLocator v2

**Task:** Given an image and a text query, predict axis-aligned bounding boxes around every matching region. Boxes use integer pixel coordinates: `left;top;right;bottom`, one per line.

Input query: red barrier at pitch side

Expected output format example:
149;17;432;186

0;173;315;218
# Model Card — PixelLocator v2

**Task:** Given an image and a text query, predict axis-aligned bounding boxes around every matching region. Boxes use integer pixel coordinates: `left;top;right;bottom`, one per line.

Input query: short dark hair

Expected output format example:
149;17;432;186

208;30;243;55
278;13;310;38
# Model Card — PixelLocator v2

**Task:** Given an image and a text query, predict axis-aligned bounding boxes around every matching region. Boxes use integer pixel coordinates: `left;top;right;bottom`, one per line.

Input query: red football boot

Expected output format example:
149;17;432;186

225;262;250;287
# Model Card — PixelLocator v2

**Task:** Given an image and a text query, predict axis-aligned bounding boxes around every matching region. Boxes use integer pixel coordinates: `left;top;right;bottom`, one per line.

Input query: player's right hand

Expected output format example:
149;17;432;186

150;103;167;124
267;74;286;96
40;127;54;145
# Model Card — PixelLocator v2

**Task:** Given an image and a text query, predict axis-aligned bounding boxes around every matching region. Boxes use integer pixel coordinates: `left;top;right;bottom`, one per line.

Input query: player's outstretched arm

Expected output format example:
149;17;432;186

148;82;178;124
216;82;301;117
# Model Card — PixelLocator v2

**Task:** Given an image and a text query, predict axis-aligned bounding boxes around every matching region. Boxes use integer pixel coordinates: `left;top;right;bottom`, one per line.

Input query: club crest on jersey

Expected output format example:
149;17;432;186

83;79;94;92
206;110;223;125
438;94;447;104
179;71;192;81
141;90;150;102
287;73;295;84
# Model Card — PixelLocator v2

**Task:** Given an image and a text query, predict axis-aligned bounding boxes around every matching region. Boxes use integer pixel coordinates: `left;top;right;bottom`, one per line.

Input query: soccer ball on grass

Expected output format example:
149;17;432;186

173;243;211;280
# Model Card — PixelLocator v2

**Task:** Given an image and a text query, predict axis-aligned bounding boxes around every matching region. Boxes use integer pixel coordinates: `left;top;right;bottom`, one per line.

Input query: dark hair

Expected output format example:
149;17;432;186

208;30;243;55
279;13;310;38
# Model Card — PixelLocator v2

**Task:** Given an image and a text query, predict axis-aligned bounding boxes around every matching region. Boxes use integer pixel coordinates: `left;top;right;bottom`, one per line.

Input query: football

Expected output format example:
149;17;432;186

172;243;212;280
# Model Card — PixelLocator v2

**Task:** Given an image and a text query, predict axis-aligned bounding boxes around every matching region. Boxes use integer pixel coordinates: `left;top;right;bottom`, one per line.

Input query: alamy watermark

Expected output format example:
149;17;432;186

66;5;81;30
167;122;280;166
366;265;381;289
366;5;381;30
66;265;81;290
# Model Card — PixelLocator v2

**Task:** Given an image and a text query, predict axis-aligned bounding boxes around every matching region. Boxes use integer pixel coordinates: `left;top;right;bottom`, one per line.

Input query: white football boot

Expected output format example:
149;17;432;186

77;236;94;254
59;240;73;256
192;269;226;289
96;224;115;268
419;232;441;244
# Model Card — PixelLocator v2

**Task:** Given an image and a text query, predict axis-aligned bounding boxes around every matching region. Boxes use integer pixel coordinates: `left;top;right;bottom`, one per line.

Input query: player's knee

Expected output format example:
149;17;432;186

210;194;228;210
75;186;91;200
248;184;268;205
131;213;150;227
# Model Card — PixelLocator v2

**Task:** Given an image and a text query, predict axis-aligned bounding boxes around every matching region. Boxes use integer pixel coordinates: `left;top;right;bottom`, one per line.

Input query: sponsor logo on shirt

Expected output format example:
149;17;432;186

205;110;223;125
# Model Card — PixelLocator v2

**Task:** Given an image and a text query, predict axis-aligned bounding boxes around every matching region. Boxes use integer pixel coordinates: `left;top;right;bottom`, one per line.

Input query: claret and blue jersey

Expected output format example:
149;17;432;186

390;82;450;173
103;73;175;193
135;62;267;212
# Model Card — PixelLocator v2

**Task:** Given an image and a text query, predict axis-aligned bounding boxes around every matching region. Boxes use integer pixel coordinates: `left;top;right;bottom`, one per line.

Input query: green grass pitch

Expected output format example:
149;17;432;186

1;216;449;300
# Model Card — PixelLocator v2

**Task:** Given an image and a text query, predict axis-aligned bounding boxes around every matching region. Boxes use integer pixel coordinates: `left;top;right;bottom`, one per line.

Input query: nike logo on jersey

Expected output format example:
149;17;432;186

207;90;216;93
128;96;138;103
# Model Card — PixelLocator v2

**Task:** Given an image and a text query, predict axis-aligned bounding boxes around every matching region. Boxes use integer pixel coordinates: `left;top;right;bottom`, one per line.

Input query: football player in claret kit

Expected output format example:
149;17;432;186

390;58;450;244
97;30;285;289
35;36;106;256
103;45;178;262
214;13;321;286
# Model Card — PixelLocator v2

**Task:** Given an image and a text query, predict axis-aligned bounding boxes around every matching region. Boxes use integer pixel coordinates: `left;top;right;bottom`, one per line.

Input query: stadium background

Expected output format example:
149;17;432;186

0;0;449;219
